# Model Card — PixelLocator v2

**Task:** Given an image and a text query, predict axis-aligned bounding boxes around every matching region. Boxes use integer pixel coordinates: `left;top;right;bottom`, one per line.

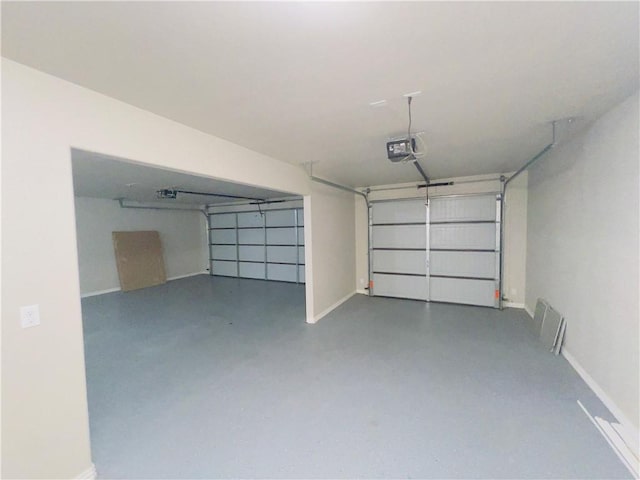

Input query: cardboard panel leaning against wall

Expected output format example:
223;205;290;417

74;197;208;296
354;172;528;307
112;230;167;291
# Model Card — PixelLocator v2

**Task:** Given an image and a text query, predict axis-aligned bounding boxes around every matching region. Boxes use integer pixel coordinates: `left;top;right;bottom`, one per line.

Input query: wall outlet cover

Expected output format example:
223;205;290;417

20;304;40;328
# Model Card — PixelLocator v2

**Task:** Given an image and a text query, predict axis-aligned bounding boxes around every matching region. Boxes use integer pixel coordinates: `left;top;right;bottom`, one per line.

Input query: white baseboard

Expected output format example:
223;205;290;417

577;401;639;478
80;287;120;298
562;348;639;453
523;301;638;457
167;271;208;281
503;301;525;309
75;463;97;480
356;289;368;295
80;271;208;298
307;291;356;324
524;304;534;318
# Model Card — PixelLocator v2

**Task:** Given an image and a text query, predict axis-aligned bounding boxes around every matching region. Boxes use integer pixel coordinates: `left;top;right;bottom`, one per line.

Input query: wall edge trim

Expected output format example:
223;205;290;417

80;287;120;298
167;271;209;281
74;463;97;480
524;301;638;446
562;348;639;450
503;301;525;309
80;271;208;298
308;291;356;324
524;304;534;318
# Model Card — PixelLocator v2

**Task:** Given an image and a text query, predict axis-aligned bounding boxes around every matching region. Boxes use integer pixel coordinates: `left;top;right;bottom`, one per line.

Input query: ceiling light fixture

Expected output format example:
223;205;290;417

369;100;387;107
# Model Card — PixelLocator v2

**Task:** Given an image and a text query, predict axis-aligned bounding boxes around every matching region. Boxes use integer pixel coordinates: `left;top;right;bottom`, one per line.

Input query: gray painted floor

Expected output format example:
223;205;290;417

81;275;630;479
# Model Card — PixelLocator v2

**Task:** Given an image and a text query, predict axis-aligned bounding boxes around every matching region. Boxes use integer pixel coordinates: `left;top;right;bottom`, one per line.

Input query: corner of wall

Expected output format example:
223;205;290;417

75;463;97;480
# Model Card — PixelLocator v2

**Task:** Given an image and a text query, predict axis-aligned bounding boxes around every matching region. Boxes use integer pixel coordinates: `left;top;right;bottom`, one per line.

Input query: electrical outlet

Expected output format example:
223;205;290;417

20;305;40;329
359;278;365;285
510;288;517;296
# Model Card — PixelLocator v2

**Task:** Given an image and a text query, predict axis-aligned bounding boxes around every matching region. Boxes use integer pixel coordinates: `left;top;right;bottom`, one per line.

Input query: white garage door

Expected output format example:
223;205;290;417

370;194;501;307
429;194;500;307
371;199;428;300
208;208;305;284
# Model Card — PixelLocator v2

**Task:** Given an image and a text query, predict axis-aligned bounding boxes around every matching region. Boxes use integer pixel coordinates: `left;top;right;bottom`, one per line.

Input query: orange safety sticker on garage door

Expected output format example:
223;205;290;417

495;289;500;299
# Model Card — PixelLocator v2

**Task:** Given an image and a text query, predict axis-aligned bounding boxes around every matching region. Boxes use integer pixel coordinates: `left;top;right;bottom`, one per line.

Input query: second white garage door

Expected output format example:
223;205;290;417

209;207;305;284
370;194;501;307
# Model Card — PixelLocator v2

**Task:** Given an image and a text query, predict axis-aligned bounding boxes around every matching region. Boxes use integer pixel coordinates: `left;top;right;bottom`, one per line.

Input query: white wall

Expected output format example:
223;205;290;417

526;91;639;432
74;197;208;295
1;59;318;479
354;173;529;305
305;182;356;323
502;172;528;305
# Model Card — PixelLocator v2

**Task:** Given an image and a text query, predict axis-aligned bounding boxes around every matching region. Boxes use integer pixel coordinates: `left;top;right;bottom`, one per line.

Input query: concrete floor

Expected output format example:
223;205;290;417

81;275;630;479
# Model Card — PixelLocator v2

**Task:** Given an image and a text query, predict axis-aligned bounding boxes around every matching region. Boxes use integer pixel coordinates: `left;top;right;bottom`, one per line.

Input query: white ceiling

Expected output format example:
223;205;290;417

3;2;639;187
71;149;293;205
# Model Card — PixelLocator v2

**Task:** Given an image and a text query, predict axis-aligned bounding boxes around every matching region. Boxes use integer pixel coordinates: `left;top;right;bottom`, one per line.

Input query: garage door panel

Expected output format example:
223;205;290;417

430;277;496;307
267;246;297;263
267;263;297;282
237;212;263;228
266;210;295;227
211;245;236;261
373;250;426;275
209;214;236;228
429;251;496;278
372;200;425;224
373;225;426;249
430;195;497;222
210;229;237;245
239;245;263;262
239;262;265;279
373;274;427;300
238;228;264;244
430;223;496;250
212;260;237;277
267;228;297;245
